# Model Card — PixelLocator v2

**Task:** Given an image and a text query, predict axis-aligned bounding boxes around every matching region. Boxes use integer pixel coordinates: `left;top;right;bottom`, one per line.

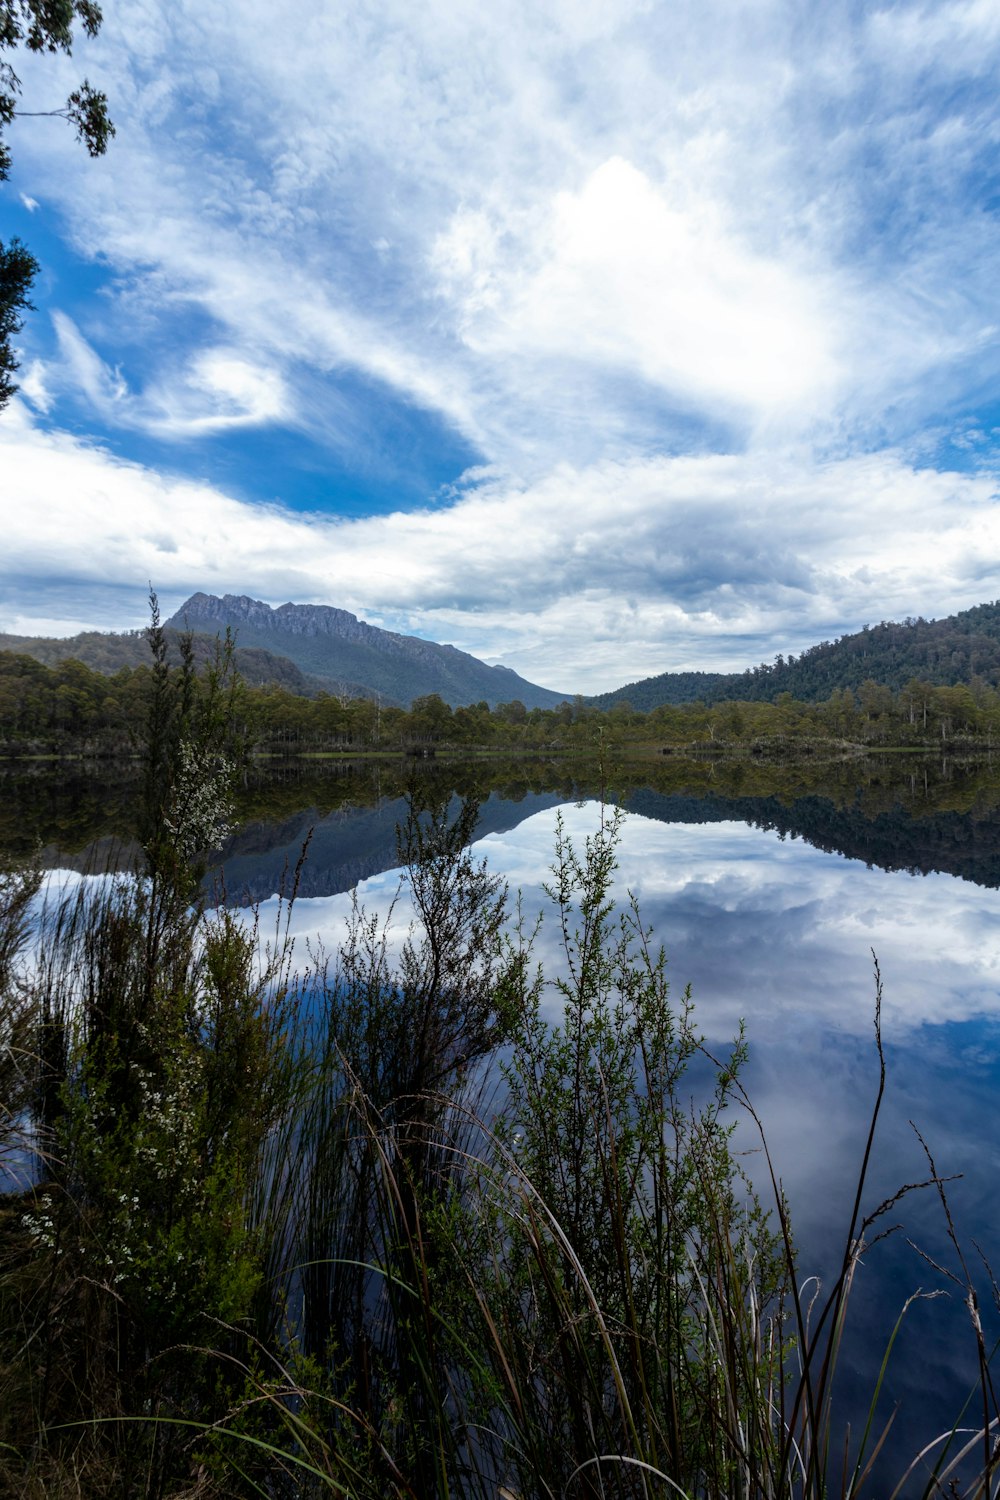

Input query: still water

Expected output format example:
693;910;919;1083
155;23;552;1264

8;754;1000;1486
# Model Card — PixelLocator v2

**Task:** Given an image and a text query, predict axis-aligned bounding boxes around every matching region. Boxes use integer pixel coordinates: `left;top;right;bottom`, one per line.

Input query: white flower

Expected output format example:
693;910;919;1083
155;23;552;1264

162;741;235;859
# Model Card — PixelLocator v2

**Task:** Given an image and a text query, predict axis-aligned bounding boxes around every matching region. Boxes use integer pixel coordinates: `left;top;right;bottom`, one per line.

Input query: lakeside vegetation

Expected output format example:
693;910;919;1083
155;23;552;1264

1;787;795;1499
5;642;1000;762
2;615;1000;1496
0;627;786;1497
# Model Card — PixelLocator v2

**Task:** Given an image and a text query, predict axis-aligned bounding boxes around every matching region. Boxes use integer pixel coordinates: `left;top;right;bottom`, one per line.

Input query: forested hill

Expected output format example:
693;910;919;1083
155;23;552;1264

0;628;376;698
592;600;1000;710
166;593;570;710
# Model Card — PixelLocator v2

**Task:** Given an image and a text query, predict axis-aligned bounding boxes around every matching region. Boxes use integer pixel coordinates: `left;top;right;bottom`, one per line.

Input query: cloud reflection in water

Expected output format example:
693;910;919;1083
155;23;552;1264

251;798;1000;1486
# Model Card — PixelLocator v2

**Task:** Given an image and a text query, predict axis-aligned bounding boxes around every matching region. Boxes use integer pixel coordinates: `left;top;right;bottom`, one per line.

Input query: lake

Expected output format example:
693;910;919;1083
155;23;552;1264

6;750;1000;1489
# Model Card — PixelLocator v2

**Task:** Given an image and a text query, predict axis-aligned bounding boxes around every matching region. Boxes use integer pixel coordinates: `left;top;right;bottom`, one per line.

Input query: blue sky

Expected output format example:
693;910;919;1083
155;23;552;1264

3;0;1000;692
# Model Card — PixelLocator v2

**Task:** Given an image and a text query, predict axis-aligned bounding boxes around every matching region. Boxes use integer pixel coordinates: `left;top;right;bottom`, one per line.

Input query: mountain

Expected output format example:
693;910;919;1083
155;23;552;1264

592;600;1000;710
165;593;570;710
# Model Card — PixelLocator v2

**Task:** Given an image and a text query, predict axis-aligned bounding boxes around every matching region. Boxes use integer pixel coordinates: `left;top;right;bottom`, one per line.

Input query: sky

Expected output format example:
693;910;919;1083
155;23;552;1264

3;0;1000;693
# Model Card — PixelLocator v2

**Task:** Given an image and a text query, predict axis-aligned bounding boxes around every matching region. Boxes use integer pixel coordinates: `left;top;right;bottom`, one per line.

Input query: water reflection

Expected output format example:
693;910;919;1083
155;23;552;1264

243;799;1000;1039
7;759;1000;1486
242;796;1000;1491
218;789;565;903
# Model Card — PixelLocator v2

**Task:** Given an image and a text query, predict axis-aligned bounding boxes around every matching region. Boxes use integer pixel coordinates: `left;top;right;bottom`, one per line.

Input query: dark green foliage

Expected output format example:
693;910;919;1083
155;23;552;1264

476;807;784;1497
0;234;38;405
139;590;246;894
10;873;301;1494
0;746;799;1497
0;604;302;1495
252;795;527;1496
0;0;112;175
5;625;1000;1494
5;641;1000;758
592;668;735;710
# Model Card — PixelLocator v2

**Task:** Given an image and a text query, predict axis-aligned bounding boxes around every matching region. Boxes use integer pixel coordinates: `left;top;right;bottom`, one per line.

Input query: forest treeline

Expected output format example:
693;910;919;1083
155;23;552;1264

15;597;1000;719
5;645;1000;756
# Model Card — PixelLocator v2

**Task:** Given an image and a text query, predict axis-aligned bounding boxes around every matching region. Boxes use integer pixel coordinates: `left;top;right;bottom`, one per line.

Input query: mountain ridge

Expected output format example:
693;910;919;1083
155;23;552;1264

165;593;570;710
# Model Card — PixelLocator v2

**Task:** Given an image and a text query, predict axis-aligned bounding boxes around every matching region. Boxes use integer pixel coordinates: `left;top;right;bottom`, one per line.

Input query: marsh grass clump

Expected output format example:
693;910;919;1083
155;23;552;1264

0;860;307;1495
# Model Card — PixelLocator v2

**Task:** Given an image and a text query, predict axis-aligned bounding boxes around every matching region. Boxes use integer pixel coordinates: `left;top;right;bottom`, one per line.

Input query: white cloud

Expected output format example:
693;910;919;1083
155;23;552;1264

868;0;1000;74
52;312;129;410
17;360;52;414
434;157;843;421
9;0;1000;470
0;612;105;638
147;349;288;435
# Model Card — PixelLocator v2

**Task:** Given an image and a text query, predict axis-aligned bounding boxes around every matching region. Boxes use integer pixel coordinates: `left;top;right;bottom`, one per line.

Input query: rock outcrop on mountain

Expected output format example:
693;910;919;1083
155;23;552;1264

166;593;569;710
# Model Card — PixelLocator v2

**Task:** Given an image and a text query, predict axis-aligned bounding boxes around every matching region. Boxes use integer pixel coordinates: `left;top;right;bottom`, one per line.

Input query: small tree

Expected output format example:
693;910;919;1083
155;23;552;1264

408;692;453;744
485;806;785;1497
5;593;303;1492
